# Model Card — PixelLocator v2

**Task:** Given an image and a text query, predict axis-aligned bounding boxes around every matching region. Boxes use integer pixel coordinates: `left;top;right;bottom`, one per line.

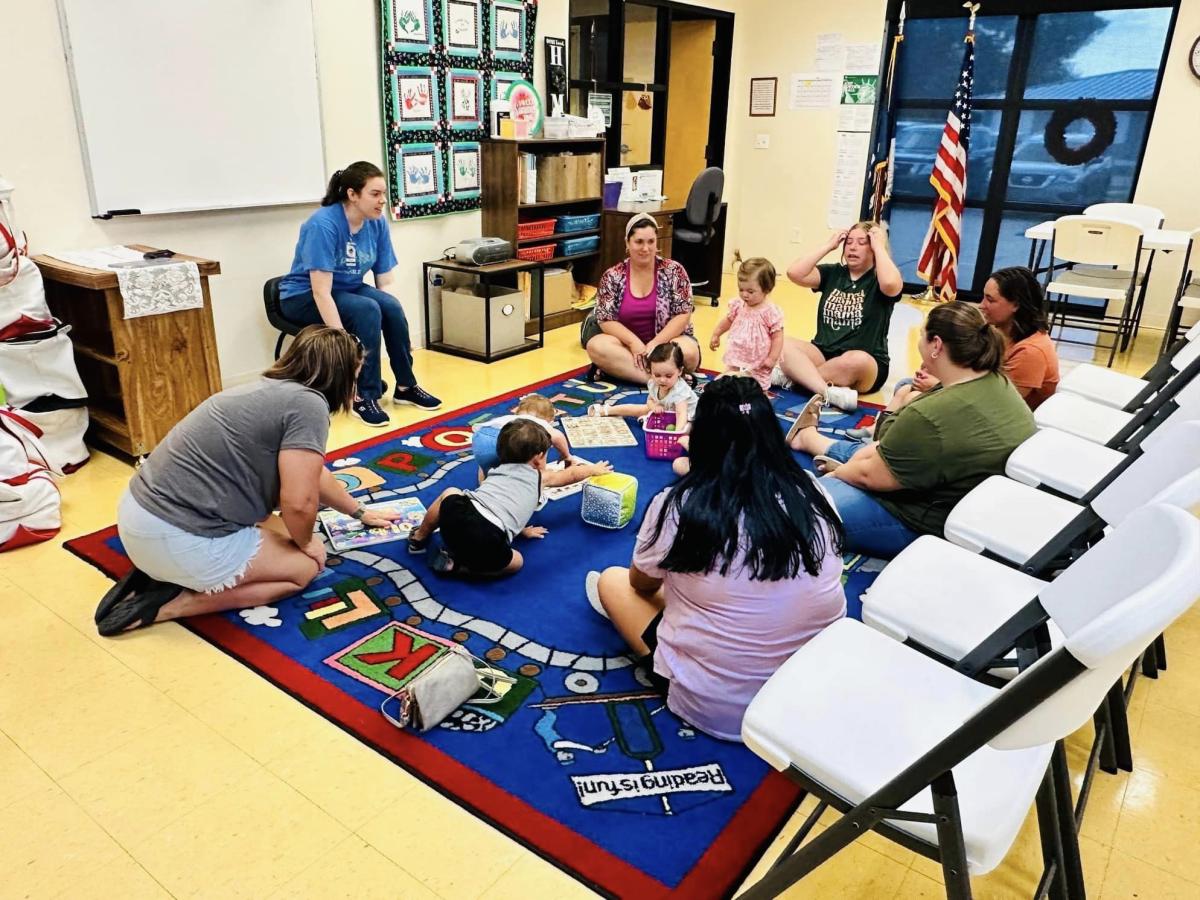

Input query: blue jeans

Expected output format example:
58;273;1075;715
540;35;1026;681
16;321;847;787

282;284;414;400
821;476;920;559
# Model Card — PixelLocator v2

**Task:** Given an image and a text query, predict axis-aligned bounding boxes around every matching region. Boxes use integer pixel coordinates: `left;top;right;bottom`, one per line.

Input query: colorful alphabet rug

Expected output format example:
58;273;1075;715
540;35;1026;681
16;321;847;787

66;368;885;898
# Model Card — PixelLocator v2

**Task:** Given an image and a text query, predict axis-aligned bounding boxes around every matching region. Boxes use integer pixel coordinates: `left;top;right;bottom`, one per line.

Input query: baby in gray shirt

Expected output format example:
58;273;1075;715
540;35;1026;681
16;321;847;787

408;419;610;577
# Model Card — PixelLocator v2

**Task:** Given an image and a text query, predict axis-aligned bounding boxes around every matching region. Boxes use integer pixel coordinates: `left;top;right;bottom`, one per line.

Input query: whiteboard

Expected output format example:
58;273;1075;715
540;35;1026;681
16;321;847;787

57;0;326;217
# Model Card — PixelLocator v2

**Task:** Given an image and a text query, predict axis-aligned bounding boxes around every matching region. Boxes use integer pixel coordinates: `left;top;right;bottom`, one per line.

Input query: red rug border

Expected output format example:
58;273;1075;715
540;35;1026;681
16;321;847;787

63;366;806;899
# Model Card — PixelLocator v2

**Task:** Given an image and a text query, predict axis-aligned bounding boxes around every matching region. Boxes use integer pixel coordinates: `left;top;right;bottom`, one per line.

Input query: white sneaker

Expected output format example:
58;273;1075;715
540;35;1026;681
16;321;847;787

585;570;609;619
824;385;859;412
769;364;793;389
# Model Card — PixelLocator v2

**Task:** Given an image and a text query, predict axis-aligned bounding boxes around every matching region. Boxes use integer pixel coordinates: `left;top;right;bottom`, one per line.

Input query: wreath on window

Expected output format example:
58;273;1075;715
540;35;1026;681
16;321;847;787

1043;101;1117;166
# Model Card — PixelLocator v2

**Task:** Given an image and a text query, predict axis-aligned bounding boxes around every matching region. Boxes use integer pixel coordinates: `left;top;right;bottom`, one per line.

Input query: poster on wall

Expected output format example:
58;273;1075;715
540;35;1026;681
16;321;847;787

380;0;538;220
587;91;613;126
544;36;567;117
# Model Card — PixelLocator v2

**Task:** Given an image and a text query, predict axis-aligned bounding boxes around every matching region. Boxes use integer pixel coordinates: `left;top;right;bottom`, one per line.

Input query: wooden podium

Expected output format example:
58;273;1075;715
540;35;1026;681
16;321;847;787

32;246;222;457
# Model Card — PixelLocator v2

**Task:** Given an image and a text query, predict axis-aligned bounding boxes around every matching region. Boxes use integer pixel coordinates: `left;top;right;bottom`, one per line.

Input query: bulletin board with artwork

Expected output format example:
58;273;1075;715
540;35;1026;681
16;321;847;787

381;0;539;220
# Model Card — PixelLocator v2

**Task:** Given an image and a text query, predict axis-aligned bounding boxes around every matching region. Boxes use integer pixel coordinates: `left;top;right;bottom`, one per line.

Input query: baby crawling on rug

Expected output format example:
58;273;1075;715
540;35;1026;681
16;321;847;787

407;418;610;577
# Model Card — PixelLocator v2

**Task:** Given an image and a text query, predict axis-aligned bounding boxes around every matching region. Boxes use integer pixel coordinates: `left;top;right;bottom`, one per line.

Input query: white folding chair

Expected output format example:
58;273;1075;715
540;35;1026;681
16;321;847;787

1079;204;1165;347
1162;227;1200;356
943;421;1200;573
1034;349;1200;448
1057;318;1200;411
741;504;1200;900
1043;216;1145;367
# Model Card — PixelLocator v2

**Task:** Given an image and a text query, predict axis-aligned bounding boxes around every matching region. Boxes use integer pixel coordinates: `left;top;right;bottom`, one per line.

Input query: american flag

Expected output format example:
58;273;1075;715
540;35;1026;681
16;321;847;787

916;29;975;301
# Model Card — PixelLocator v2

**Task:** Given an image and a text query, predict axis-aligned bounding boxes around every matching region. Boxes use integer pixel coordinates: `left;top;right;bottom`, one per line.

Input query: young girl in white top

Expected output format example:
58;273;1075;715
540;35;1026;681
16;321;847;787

588;342;698;426
709;254;785;392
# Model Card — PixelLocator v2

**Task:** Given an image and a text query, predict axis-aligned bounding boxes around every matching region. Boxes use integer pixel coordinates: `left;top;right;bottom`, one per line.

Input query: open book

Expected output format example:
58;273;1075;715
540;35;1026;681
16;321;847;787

319;498;427;552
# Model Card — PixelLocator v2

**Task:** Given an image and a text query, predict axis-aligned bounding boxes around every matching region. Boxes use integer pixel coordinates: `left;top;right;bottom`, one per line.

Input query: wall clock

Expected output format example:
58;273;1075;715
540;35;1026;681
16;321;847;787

1191;35;1200;81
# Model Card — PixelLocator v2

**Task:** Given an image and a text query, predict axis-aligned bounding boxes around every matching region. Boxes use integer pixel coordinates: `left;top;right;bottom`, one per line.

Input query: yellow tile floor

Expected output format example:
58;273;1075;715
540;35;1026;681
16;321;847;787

1;278;1191;899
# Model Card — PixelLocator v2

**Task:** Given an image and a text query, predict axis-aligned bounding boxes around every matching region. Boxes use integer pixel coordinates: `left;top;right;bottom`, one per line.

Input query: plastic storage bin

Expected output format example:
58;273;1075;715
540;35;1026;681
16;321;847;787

517;218;556;240
643;412;685;460
516;244;557;262
557;235;600;257
581;473;639;529
554;213;600;233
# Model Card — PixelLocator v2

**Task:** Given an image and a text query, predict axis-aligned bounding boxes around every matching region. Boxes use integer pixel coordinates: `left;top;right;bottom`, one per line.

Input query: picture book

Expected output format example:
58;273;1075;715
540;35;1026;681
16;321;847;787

319;498;427;552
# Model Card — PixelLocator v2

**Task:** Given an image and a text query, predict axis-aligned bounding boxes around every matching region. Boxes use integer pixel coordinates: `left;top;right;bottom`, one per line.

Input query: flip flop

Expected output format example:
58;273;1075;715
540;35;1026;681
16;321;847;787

786;394;826;444
813;454;842;475
94;566;152;623
96;581;184;637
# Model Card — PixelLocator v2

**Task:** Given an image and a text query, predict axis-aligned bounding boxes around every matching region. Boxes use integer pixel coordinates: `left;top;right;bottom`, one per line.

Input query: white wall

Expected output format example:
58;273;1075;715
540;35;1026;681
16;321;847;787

1132;0;1200;327
5;0;568;386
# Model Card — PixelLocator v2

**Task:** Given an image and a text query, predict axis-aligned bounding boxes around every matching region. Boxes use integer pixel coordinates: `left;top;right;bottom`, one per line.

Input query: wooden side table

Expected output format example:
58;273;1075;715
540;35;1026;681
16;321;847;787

32;246;222;457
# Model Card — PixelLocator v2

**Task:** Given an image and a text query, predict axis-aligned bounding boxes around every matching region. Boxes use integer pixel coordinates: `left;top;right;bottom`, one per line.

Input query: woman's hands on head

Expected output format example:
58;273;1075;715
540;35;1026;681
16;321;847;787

827;229;849;251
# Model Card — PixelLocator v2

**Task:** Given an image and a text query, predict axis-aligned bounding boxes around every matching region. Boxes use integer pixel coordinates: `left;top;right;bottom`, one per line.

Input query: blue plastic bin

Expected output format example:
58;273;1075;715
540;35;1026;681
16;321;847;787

557;235;601;257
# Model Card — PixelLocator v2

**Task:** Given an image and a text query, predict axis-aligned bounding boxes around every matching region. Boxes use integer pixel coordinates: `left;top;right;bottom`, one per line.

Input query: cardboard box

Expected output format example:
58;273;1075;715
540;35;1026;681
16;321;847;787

520;268;576;318
535;152;603;202
442;284;526;355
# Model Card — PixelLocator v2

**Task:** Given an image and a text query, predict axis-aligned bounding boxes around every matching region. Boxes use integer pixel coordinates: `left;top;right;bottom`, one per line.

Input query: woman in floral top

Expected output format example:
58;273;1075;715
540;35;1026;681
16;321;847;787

586;214;699;383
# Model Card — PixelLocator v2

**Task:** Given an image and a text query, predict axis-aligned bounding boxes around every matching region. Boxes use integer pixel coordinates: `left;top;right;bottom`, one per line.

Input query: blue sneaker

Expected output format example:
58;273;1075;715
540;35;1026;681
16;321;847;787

394;384;442;410
352;398;390;427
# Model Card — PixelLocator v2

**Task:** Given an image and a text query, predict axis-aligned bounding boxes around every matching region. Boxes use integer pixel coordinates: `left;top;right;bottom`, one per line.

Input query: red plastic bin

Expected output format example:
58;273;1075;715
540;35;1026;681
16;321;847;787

516;243;557;262
517;218;556;240
643;412;685;460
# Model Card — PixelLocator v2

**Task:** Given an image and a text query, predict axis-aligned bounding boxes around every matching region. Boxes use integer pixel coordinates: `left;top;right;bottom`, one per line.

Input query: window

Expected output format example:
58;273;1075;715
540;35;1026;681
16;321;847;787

880;2;1177;297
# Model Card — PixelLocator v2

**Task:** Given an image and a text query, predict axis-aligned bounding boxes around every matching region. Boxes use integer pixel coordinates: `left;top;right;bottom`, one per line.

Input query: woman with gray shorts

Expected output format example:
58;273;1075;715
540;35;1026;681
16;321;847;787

96;326;402;636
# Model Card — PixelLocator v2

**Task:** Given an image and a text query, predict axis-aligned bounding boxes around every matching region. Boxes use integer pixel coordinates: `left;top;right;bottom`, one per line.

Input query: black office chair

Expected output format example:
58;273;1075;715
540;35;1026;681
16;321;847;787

263;276;305;360
674;167;724;307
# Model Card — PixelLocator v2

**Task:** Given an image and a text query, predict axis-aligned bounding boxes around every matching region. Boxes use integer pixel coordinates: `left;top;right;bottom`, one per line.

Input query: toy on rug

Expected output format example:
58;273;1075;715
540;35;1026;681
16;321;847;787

561;413;638;449
319;498;427;551
643;411;685;461
581;472;639;529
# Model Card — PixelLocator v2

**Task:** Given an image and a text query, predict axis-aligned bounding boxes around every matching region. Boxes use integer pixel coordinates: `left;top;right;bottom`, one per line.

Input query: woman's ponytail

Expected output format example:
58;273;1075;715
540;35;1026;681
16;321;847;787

924;301;1005;374
320;161;384;207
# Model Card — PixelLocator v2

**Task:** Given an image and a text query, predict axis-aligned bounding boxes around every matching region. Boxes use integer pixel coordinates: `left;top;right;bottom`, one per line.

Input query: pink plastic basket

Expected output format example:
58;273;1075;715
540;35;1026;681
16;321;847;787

643;412;685;460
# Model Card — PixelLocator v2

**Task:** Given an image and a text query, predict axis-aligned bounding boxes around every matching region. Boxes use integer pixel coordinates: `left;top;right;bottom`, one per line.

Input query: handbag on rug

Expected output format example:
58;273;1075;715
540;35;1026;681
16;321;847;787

579;309;601;349
379;643;515;733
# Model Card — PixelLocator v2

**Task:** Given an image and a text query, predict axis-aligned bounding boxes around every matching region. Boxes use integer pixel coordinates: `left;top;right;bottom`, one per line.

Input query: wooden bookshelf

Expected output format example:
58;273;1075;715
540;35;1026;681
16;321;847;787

482;138;605;331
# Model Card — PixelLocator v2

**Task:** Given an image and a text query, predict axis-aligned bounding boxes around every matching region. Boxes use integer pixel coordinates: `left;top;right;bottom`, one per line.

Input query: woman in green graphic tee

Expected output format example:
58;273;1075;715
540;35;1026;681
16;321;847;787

771;220;904;411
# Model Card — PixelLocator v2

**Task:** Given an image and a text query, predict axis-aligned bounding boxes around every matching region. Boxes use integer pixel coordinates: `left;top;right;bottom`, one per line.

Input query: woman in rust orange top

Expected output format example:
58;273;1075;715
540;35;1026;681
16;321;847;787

979;266;1060;410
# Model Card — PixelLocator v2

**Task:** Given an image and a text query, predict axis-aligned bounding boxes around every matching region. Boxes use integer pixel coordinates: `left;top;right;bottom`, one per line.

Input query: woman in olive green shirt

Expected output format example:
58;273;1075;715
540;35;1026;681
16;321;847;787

789;302;1035;558
773;221;905;412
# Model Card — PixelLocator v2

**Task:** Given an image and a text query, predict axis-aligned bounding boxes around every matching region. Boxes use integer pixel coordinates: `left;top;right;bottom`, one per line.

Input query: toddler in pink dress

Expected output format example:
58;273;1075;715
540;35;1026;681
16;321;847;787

709;255;785;392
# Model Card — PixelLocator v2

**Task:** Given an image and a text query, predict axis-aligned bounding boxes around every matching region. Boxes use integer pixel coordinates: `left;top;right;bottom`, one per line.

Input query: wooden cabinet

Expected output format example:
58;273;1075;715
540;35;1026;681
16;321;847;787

481;138;605;334
33;246;222;457
599;200;683;273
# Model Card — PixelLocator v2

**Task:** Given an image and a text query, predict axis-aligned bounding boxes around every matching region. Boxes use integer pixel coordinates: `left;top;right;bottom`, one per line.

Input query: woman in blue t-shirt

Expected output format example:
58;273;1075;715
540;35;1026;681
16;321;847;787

279;161;441;426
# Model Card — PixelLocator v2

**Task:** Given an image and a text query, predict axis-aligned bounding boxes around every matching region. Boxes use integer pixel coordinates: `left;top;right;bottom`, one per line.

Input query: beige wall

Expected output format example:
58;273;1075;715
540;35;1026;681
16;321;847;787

6;0;569;386
722;0;888;270
1132;0;1200;327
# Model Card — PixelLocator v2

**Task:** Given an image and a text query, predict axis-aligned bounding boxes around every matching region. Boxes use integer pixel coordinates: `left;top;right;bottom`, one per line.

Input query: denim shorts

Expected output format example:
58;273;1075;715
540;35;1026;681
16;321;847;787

472;427;501;474
117;491;262;593
824;439;867;464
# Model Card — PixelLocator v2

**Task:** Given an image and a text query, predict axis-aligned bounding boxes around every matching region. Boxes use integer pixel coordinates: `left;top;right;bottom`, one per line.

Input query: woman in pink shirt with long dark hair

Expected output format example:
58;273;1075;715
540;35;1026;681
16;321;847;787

591;375;847;741
585;214;701;383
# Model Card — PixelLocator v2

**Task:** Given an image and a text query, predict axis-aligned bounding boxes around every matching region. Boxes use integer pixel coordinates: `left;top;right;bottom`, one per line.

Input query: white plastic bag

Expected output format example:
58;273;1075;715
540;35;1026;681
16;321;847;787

0;408;61;551
17;406;89;473
0;320;88;409
0;191;53;340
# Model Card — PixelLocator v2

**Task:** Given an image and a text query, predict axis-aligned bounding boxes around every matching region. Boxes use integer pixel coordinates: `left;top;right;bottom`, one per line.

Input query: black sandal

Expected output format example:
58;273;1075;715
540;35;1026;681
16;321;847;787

96;581;184;637
94;567;152;623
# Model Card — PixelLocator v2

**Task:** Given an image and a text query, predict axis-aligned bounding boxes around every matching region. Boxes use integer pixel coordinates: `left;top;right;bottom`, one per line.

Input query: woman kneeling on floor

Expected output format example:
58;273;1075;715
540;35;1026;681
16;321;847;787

96;326;401;636
591;375;847;741
788;302;1035;560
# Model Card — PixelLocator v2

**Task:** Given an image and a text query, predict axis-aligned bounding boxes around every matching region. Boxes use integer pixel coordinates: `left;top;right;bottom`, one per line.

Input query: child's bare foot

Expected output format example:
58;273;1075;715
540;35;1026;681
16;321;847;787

786;394;825;446
813;454;842;475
